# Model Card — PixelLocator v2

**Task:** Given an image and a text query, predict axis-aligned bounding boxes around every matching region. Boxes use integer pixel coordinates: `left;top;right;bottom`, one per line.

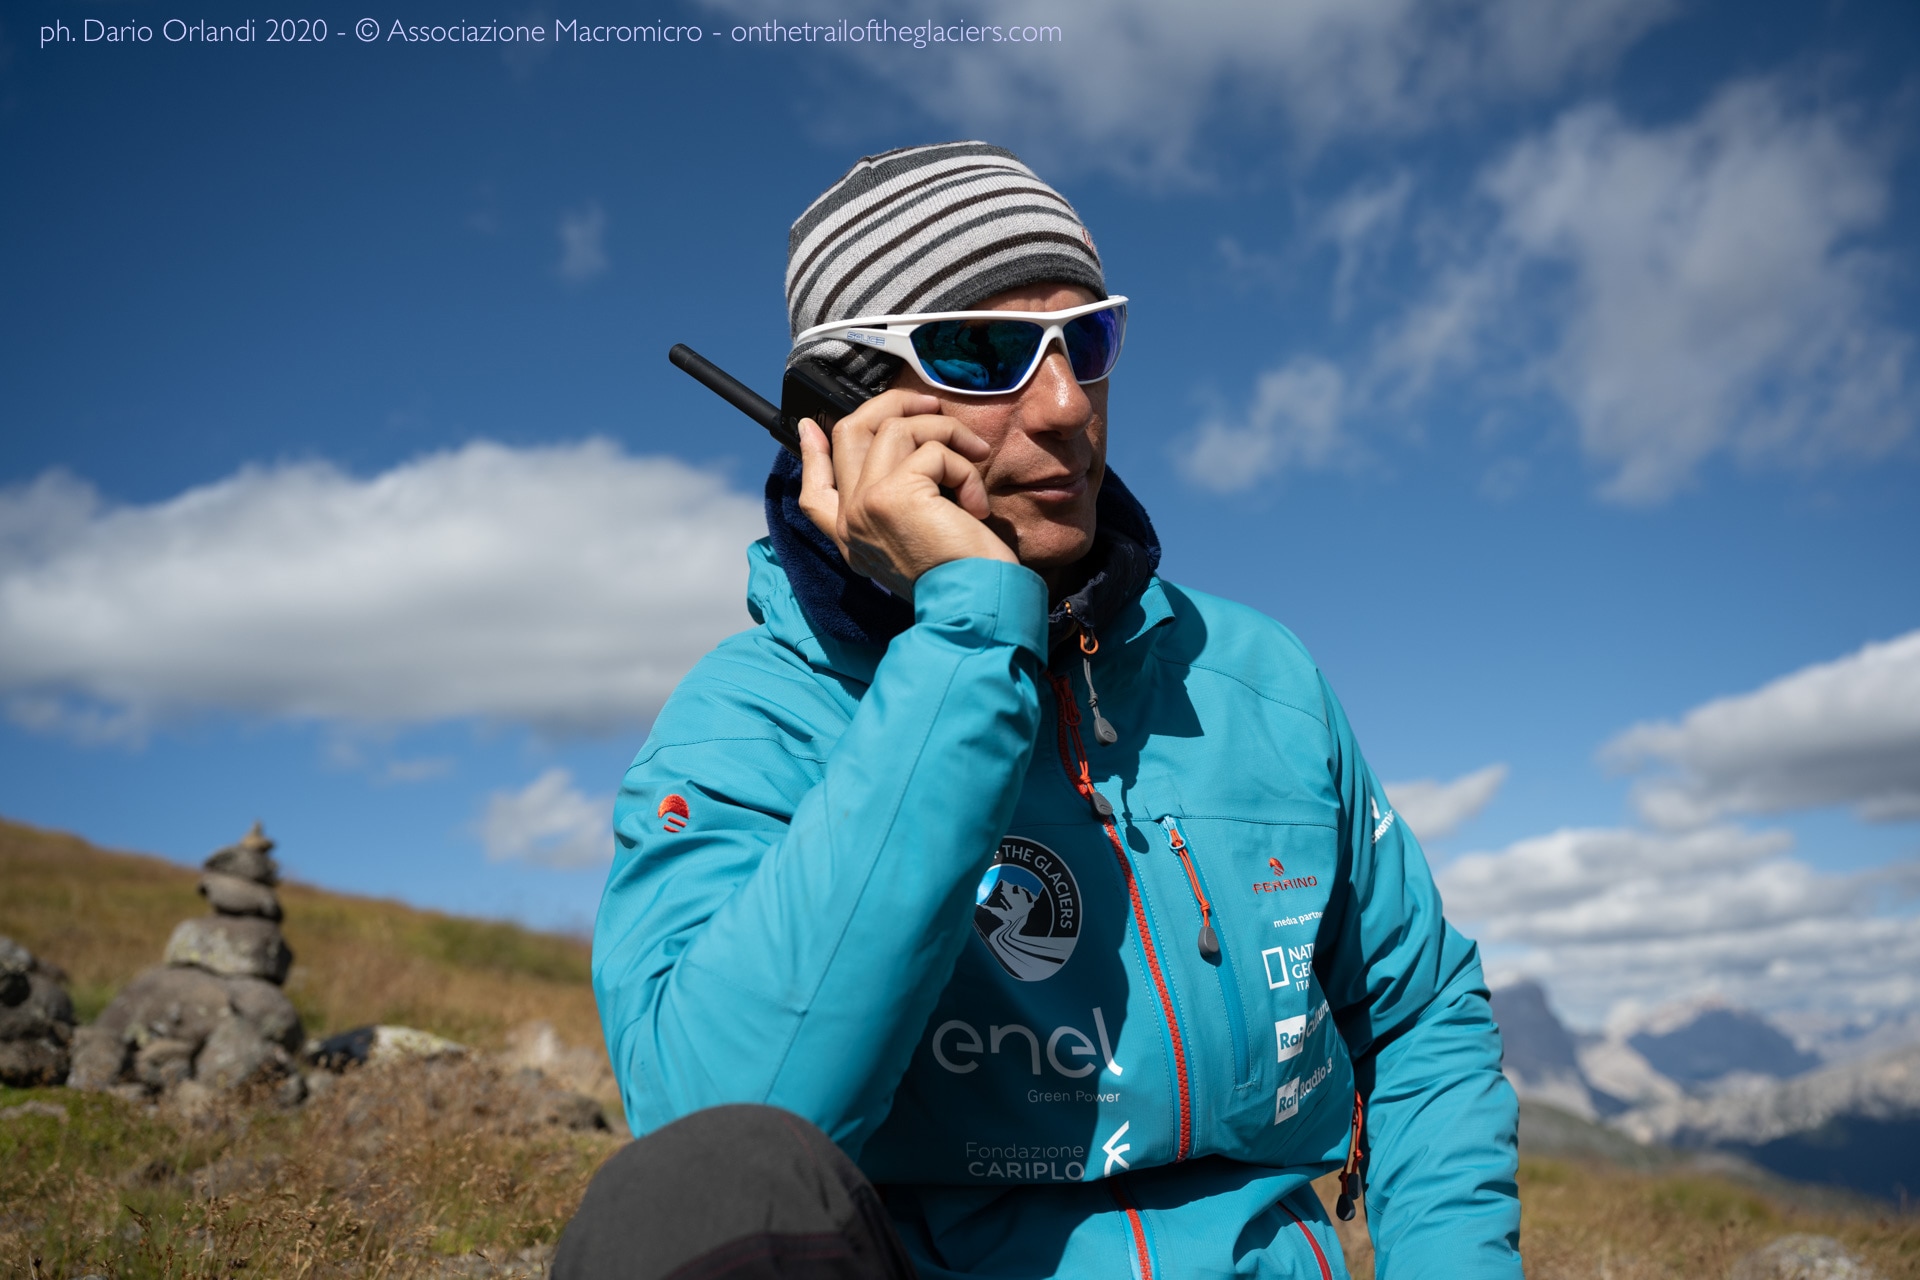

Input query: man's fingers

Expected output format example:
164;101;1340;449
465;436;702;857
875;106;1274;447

860;412;991;486
900;440;993;520
795;419;844;552
829;390;942;498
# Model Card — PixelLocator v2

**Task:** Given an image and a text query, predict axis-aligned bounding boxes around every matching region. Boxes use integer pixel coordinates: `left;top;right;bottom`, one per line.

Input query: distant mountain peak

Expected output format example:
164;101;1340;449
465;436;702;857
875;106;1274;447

1491;980;1600;1119
1628;1007;1821;1087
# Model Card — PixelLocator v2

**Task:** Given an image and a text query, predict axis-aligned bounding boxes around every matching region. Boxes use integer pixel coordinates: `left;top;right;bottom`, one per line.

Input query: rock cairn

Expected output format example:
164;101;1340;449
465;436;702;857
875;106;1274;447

0;935;78;1086
70;823;305;1102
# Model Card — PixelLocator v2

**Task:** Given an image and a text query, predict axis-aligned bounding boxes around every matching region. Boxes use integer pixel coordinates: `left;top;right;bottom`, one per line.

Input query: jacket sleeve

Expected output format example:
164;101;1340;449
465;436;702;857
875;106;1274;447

1314;673;1522;1280
592;558;1049;1158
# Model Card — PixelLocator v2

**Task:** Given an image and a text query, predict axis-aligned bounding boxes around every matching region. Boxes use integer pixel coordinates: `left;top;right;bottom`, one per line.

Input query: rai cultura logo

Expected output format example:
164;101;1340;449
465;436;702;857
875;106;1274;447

973;837;1081;982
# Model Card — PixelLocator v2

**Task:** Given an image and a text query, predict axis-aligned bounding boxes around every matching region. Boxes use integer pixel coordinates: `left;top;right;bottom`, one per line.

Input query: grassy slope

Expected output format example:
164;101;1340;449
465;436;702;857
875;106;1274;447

4;817;1917;1278
0;816;604;1051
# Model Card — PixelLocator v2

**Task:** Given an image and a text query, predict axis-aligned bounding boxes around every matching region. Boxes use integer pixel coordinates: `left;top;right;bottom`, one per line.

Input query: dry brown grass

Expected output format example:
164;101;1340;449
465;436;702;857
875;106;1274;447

1312;1158;1920;1278
2;1058;620;1278
0;817;604;1052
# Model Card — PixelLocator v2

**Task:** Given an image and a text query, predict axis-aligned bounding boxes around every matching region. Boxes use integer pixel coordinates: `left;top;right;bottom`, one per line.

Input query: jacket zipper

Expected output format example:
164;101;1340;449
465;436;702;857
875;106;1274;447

1158;817;1250;1084
1048;670;1193;1162
1107;1178;1157;1280
1280;1199;1334;1280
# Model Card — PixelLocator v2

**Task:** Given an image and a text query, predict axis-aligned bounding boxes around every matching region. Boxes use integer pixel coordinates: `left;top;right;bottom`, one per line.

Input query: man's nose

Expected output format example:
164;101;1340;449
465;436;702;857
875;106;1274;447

1019;343;1093;436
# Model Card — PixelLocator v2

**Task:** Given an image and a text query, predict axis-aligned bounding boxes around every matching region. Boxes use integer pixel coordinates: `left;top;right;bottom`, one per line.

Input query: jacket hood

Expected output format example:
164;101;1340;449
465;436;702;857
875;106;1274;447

761;447;1162;650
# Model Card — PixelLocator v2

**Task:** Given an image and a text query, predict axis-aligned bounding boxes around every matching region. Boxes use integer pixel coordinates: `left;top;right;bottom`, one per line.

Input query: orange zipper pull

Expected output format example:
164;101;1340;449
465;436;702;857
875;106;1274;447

1061;602;1118;746
1049;671;1114;819
1158;817;1219;959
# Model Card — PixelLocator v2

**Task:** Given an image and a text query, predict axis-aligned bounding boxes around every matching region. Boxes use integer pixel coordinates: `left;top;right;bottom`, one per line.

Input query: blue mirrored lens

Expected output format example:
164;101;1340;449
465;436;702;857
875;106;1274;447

907;304;1126;392
1063;303;1125;382
910;320;1044;392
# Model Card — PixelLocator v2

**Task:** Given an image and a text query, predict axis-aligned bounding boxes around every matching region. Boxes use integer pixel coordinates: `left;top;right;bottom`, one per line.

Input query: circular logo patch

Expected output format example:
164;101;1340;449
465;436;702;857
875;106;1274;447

973;837;1081;982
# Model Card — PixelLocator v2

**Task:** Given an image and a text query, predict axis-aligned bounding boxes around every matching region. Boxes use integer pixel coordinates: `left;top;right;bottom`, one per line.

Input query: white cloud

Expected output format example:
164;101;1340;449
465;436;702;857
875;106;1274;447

1178;357;1349;491
1385;763;1507;840
702;0;1673;176
1606;629;1920;828
0;442;764;736
1441;823;1920;1026
1321;171;1414;319
557;202;608;282
1381;79;1913;501
478;767;611;869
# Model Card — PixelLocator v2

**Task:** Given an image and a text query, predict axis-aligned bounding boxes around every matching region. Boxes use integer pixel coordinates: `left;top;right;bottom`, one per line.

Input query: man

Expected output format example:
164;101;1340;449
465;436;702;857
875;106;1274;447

562;142;1521;1279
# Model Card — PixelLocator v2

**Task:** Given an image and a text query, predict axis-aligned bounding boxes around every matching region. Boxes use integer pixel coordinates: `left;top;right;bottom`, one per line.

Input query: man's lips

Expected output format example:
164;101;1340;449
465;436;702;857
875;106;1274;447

997;470;1089;500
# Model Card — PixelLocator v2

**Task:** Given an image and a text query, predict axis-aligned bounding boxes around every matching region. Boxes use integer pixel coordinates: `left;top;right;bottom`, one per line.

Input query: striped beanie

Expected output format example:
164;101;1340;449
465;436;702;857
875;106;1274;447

785;141;1106;390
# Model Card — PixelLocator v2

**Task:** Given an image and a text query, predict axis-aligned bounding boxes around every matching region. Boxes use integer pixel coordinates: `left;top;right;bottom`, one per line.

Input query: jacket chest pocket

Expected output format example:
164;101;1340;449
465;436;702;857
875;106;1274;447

1156;816;1340;1138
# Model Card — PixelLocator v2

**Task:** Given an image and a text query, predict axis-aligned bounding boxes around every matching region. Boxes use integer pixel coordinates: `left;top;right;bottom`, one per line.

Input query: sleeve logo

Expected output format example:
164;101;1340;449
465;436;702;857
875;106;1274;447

657;793;690;833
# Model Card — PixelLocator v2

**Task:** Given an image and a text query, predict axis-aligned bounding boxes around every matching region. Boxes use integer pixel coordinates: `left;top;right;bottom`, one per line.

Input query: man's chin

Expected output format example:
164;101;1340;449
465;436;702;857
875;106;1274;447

1009;521;1097;575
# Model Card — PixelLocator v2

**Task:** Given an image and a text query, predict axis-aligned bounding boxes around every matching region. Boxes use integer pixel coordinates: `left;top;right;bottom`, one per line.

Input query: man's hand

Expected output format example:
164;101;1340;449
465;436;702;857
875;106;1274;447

796;389;1017;598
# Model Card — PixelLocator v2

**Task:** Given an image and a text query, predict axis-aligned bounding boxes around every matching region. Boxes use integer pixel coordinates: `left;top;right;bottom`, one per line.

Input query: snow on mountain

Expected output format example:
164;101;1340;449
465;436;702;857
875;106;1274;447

1614;1043;1920;1147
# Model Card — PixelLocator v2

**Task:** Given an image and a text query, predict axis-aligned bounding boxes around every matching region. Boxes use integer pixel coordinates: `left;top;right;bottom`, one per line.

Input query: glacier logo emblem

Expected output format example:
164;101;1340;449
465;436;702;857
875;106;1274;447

974;838;1081;982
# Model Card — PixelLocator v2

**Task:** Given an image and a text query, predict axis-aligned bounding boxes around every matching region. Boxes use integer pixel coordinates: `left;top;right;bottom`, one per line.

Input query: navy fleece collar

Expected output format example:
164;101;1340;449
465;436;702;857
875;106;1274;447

763;449;1162;650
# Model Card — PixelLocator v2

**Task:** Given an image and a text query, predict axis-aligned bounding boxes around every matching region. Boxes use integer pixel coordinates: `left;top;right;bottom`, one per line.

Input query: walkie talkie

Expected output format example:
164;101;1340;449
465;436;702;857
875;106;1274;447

668;344;875;456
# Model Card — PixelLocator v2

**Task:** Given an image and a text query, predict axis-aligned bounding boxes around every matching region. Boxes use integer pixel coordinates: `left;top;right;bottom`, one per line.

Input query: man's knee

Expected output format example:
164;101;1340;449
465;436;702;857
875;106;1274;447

553;1104;913;1279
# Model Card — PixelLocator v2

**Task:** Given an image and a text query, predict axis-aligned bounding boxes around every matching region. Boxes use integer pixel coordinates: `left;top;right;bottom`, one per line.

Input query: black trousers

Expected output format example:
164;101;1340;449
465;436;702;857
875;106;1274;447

553;1104;919;1280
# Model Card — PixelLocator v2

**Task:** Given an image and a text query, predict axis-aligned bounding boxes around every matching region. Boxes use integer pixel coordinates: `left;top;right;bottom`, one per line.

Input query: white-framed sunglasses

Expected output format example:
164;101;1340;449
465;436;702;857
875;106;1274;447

793;295;1129;396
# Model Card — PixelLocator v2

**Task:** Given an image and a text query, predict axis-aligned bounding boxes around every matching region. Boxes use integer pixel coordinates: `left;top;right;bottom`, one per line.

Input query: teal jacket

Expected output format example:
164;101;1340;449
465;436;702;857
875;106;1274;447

595;529;1521;1279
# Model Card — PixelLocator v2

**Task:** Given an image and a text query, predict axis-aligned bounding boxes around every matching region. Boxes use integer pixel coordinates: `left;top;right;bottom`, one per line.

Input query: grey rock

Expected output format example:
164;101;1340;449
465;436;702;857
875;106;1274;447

198;872;282;920
543;1088;609;1132
506;1066;609;1131
0;1005;62;1043
498;1019;617;1100
95;965;234;1048
194;1017;288;1091
219;974;303;1051
1731;1234;1877;1280
0;1099;70;1124
203;822;279;885
0;935;31;1006
0;1037;69;1087
311;1024;465;1071
168;1077;219;1121
0;973;77;1042
274;1071;308;1108
30;953;69;986
0;1000;54;1043
163;917;292;983
29;971;75;1027
67;1024;130;1090
133;1037;197;1090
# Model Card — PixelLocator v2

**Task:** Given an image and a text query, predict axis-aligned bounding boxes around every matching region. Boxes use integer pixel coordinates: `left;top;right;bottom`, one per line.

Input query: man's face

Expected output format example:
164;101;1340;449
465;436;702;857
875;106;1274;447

889;281;1107;575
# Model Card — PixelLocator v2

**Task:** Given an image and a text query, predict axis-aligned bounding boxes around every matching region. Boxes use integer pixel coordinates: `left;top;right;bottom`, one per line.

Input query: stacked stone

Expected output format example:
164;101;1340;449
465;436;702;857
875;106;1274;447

0;935;78;1086
70;823;305;1102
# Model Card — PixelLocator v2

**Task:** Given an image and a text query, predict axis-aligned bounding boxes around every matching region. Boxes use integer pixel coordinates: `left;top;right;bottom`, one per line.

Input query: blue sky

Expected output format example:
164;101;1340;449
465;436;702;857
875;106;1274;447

3;0;1916;1033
